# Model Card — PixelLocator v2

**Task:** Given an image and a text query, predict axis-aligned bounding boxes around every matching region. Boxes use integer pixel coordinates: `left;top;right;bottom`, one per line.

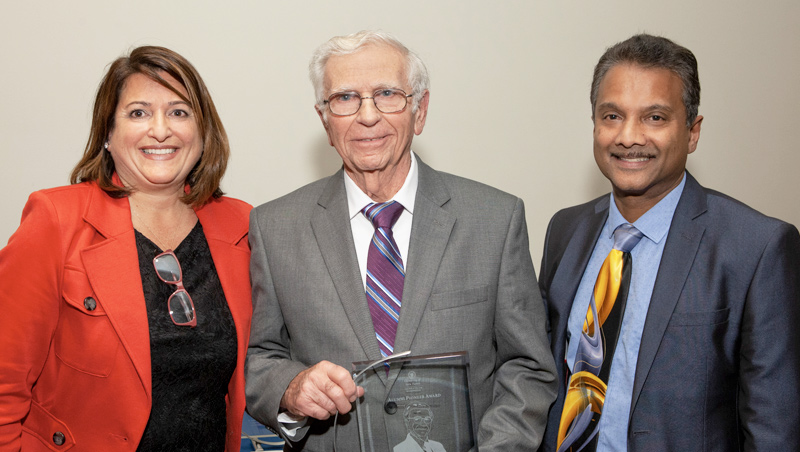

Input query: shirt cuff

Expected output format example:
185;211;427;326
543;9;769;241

277;411;311;441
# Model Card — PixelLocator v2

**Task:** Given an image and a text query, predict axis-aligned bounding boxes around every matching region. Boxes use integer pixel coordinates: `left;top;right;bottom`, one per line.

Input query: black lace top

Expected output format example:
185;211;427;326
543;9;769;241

134;222;237;452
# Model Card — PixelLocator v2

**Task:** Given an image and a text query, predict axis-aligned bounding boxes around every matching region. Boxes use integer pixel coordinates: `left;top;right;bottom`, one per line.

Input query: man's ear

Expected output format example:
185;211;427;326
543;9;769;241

414;90;430;135
315;104;334;146
688;115;703;154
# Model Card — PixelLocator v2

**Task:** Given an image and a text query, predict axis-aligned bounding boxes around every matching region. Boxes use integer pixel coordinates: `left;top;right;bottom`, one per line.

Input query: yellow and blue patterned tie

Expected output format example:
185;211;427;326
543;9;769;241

557;223;643;452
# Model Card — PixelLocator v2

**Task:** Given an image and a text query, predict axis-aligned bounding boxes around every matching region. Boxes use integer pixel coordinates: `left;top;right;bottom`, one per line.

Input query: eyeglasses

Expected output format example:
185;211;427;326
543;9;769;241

323;88;413;117
153;250;197;327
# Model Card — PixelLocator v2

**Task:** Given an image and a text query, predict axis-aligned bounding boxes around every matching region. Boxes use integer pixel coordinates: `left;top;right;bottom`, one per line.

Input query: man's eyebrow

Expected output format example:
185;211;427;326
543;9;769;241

595;102;675;112
595;101;620;111
643;103;674;112
329;83;400;93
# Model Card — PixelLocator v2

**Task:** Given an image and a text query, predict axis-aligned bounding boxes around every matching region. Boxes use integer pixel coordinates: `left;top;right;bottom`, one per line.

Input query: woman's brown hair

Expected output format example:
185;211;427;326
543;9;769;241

70;46;229;207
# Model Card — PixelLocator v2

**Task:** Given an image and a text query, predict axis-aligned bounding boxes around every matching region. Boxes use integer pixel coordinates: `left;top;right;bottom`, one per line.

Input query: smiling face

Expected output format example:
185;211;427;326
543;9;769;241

593;63;702;218
405;406;433;442
107;72;202;196
316;43;428;192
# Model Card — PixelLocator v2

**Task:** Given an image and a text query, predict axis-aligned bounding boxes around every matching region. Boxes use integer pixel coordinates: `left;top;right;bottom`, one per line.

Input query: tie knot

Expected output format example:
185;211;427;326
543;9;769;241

362;201;404;229
613;223;643;253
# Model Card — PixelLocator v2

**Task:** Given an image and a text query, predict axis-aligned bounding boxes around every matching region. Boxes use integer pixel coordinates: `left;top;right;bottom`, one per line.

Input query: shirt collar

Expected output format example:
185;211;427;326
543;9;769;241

605;171;686;244
344;151;419;219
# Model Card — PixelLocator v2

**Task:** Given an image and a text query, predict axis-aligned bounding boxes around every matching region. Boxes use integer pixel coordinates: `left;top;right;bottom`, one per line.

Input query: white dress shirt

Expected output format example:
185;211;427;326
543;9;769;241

279;152;419;440
345;151;418;289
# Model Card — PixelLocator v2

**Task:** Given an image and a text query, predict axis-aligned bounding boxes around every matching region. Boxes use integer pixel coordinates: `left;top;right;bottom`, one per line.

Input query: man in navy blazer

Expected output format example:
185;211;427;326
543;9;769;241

539;34;800;451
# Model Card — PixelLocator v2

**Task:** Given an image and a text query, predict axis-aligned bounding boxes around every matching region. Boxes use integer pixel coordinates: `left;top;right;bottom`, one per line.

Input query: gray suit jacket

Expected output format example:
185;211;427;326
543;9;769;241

538;173;800;451
246;158;557;451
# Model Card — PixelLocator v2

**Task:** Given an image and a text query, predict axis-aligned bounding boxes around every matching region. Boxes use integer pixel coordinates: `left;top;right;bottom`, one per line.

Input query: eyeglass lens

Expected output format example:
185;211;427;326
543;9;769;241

169;290;195;324
328;89;409;116
153;251;196;326
153;253;182;282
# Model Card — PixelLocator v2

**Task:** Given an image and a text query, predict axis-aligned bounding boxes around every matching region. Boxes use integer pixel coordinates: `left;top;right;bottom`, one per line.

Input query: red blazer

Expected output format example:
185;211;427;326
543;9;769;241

0;181;253;451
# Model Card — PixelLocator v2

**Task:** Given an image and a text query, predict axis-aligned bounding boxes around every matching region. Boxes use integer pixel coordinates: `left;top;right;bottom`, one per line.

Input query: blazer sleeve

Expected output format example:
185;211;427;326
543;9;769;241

738;222;800;450
244;208;308;436
0;192;64;450
477;198;558;451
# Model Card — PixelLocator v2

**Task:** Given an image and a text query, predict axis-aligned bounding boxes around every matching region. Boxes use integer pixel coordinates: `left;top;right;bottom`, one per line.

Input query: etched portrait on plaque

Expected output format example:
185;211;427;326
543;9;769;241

353;351;475;452
393;402;446;452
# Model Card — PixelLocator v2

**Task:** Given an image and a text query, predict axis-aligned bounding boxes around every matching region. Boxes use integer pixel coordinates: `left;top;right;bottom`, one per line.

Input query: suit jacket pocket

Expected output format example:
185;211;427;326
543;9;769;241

429;285;488;311
55;268;119;377
667;307;730;327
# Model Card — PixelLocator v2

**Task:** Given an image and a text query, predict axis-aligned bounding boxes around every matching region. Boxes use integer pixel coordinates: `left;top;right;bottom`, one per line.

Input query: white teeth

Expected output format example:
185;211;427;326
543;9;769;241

142;148;177;155
621;157;650;162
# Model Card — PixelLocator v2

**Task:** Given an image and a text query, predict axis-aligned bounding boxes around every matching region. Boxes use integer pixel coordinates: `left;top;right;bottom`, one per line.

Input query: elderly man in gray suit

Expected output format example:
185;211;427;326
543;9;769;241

245;30;557;451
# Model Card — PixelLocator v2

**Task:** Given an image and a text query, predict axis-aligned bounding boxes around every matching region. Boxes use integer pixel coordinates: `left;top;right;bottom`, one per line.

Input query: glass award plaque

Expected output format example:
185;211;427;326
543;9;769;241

352;351;475;452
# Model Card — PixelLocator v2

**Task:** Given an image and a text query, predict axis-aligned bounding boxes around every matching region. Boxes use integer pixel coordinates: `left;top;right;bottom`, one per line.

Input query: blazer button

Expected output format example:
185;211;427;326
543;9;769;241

53;431;65;445
385;401;397;415
84;297;97;311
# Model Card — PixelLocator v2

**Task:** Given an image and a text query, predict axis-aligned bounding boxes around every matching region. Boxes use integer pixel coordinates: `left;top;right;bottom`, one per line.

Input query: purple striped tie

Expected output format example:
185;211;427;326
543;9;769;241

362;201;405;359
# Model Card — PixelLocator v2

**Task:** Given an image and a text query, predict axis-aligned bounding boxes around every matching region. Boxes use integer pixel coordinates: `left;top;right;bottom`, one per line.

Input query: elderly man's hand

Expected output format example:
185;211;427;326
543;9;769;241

280;360;365;420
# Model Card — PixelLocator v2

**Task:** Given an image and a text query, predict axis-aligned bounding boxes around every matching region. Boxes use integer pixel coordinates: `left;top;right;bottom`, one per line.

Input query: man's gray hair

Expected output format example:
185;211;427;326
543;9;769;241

591;33;700;128
309;30;430;114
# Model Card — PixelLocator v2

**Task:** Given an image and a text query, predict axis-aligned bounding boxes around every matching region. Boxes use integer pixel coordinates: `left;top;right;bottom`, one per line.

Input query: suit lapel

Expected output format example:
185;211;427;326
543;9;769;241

393;160;455;354
630;173;707;414
77;190;253;405
79;187;152;397
549;199;608;327
542;199;608;451
196;200;251;362
311;173;383;361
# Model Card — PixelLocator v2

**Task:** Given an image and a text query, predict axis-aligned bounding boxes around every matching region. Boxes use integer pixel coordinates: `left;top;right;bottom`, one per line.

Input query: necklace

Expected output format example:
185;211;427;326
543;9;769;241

130;201;187;251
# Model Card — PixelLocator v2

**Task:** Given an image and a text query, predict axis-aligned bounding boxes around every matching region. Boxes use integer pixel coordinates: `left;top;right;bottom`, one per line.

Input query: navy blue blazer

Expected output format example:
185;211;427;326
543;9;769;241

538;173;800;451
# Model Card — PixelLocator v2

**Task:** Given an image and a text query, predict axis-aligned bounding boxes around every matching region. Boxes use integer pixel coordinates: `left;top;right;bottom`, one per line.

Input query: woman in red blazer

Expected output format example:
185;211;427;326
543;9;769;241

0;46;252;451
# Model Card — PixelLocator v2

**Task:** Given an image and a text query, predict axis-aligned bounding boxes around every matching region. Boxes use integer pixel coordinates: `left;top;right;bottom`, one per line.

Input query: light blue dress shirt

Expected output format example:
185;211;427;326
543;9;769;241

564;174;686;452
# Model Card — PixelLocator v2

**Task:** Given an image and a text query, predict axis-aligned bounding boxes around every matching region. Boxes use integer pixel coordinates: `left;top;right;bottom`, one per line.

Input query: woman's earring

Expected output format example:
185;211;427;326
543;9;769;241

104;142;109;150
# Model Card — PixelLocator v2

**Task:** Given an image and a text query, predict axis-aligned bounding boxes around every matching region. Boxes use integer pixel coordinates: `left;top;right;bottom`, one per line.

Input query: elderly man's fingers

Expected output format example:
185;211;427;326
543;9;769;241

325;361;362;401
281;360;359;419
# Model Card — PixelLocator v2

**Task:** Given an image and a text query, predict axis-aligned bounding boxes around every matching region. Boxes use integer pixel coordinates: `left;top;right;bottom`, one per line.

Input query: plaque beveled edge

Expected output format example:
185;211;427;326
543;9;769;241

352;351;475;451
352;350;470;372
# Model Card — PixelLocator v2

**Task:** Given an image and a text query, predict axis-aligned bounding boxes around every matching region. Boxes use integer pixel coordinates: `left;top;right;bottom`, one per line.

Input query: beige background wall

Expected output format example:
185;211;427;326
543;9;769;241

2;0;798;269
